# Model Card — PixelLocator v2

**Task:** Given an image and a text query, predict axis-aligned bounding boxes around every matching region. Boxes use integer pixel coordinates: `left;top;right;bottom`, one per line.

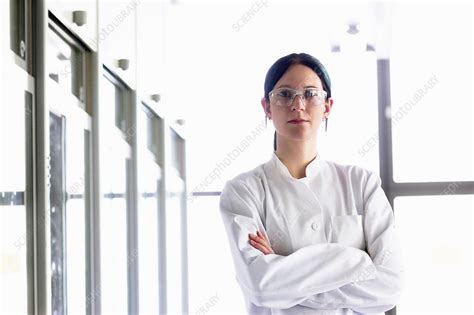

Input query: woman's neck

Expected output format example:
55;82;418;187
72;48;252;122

275;138;318;179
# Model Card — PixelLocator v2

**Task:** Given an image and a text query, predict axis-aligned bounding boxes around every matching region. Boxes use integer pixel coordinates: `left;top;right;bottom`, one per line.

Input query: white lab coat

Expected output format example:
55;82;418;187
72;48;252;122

219;151;404;314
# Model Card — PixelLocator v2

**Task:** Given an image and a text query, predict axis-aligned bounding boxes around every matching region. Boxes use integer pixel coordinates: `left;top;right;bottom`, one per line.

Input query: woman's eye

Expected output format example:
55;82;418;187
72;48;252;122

305;90;318;98
278;90;293;98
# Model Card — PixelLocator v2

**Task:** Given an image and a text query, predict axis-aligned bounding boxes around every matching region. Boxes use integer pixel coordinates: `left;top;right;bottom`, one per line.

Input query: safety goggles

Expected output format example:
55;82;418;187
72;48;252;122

269;87;327;107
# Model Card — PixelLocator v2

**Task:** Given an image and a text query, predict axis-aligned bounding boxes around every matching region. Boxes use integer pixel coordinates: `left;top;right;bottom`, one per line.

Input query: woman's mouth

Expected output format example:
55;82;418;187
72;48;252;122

288;119;308;124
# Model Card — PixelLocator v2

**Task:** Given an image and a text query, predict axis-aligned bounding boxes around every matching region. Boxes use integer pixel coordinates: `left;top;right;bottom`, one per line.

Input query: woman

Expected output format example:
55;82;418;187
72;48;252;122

219;53;404;314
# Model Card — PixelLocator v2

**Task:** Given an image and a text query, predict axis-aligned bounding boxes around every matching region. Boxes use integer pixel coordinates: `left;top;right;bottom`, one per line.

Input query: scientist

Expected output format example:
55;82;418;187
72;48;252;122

219;53;404;314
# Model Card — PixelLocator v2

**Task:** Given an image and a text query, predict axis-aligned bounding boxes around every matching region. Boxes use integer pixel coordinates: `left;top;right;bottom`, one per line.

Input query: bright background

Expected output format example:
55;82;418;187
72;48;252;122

0;1;472;314
163;1;474;314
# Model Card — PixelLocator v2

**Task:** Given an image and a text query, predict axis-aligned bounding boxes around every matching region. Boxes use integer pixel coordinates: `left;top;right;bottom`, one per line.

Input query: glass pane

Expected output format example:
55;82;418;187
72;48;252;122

49;113;66;314
100;76;130;314
188;196;246;315
145;108;163;166
0;61;26;192
0;205;27;314
100;74;116;133
47;27;85;104
391;3;473;182
65;118;87;314
137;157;160;314
115;88;133;140
9;0;26;60
395;195;473;314
48;35;90;312
103;71;133;143
170;129;185;178
137;106;161;313
0;47;29;314
166;169;184;315
100;144;129;314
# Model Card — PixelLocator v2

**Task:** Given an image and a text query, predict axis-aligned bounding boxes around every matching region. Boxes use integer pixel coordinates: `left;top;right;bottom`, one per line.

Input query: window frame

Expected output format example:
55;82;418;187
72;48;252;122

376;59;474;315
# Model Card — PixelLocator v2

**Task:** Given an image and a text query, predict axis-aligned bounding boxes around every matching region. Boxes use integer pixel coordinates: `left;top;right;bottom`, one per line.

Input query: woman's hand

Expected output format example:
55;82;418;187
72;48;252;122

248;230;275;255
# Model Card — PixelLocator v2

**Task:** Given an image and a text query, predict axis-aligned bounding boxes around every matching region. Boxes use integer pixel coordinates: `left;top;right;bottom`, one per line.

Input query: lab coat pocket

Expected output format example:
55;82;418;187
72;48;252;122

329;214;366;250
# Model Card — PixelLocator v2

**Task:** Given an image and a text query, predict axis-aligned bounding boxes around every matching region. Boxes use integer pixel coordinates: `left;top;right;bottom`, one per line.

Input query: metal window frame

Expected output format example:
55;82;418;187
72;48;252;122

48;16;96;315
140;101;167;313
376;59;474;315
33;2;101;314
8;0;34;74
164;123;189;315
1;2;39;314
102;65;139;315
153;105;169;315
377;59;474;203
32;1;51;313
25;77;36;315
142;97;190;315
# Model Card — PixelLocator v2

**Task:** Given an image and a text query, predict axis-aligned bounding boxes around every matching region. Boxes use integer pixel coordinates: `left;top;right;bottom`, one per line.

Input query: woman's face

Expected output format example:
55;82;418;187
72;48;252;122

261;64;333;144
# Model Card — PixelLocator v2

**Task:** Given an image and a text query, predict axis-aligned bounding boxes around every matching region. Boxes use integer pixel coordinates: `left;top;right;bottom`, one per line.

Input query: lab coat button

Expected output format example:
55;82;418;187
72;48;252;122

311;222;319;231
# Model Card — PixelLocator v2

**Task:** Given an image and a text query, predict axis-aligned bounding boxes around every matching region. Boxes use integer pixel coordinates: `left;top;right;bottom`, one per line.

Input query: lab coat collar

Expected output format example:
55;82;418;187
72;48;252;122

269;151;323;182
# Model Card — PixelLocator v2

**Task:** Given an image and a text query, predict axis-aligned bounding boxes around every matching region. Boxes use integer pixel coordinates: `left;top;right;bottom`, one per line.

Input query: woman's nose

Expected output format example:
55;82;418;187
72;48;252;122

290;95;306;111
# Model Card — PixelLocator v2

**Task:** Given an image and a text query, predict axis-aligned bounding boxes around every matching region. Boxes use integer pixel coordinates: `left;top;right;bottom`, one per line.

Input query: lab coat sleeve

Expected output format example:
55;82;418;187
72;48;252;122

219;179;377;310
299;171;404;313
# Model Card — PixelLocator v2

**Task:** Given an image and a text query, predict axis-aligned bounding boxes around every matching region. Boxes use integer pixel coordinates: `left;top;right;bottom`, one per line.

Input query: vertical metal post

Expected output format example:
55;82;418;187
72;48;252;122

377;59;396;315
181;141;189;315
158;119;168;315
377;59;395;205
33;0;52;313
127;91;140;314
25;89;36;315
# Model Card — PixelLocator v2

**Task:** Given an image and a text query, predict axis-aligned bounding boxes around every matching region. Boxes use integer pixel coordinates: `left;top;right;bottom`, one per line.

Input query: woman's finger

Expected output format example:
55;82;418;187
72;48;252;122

257;231;271;244
258;230;271;243
256;231;273;250
257;232;275;254
249;239;271;255
249;234;271;251
248;234;273;254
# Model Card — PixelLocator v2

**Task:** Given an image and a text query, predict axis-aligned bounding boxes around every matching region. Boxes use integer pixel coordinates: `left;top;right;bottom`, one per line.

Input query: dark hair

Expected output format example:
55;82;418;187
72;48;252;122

263;53;332;151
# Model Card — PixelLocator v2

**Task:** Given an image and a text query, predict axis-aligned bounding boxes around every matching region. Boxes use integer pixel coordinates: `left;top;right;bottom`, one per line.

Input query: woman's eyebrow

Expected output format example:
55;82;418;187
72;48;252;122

275;84;321;89
274;84;291;89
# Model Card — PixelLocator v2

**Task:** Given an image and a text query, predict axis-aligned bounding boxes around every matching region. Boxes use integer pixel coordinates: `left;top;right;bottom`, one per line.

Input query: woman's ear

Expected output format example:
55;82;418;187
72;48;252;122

323;97;334;118
261;97;271;119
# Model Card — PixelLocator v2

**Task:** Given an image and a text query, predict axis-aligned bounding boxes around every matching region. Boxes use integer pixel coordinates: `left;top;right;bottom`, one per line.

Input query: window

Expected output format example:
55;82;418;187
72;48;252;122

391;3;473;183
389;3;474;314
47;21;92;314
0;56;33;315
48;23;86;105
166;128;188;314
137;104;163;313
99;68;134;314
9;0;26;60
395;195;473;314
188;196;245;314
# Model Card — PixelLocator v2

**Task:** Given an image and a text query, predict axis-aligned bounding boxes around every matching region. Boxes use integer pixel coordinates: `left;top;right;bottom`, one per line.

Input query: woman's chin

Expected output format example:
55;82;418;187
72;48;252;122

279;130;317;142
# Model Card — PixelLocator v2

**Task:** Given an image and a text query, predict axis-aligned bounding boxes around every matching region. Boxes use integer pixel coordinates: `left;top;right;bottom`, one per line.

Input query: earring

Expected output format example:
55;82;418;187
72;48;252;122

324;117;328;132
265;114;271;127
